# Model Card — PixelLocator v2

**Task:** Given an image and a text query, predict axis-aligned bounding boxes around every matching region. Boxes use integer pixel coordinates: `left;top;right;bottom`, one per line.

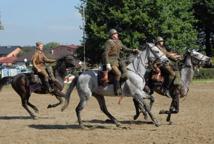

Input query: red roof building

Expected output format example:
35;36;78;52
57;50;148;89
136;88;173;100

52;44;79;59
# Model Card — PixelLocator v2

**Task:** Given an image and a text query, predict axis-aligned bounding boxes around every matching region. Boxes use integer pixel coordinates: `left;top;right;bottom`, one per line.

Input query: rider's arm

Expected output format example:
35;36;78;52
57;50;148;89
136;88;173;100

166;51;182;61
32;52;40;71
121;41;139;53
103;40;112;64
43;54;56;63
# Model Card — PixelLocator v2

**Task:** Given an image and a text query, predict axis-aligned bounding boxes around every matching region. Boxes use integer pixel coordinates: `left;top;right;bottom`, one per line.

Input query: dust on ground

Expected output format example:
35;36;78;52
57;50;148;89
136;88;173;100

0;82;213;144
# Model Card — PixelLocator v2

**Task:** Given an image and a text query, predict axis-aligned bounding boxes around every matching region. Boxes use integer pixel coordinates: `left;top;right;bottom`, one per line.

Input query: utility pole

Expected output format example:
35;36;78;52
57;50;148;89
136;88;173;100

0;11;4;30
81;1;86;71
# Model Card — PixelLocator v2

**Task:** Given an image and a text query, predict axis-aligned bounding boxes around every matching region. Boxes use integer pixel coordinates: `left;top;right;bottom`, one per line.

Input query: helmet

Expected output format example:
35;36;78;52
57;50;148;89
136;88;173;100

36;41;43;46
155;36;164;43
109;29;118;36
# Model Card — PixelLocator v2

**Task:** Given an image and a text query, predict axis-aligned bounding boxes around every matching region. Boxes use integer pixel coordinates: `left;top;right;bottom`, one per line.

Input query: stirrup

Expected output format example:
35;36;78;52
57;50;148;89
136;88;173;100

48;87;54;93
164;89;171;98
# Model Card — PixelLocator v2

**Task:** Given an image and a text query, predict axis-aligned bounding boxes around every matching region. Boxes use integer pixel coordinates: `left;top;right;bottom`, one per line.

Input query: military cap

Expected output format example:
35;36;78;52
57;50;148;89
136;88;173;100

155;36;164;43
36;41;43;47
109;29;118;37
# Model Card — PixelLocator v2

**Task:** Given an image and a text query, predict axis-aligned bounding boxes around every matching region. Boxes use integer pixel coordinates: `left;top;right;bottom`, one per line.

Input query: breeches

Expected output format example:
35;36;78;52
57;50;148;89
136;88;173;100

111;65;121;81
119;61;128;79
163;64;175;77
39;69;49;81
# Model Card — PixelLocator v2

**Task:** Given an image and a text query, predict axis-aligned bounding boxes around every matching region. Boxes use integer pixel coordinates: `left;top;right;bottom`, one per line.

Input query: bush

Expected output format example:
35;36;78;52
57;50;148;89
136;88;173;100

193;68;214;79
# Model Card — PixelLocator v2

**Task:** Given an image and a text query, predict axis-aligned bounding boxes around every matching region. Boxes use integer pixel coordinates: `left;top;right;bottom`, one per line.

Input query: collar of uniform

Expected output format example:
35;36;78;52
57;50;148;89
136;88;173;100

36;48;43;53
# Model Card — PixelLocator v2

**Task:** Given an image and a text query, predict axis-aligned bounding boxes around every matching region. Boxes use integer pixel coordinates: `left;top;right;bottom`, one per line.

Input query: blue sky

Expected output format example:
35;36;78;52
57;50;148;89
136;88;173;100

0;0;83;46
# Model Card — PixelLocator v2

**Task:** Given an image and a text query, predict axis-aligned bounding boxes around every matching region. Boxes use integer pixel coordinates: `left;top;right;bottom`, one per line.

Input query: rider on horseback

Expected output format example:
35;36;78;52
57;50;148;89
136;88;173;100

155;36;182;97
103;29;139;96
32;42;57;93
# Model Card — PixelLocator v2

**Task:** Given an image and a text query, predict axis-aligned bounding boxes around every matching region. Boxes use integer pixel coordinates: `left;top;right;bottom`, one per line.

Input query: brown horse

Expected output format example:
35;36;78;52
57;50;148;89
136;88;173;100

0;55;79;119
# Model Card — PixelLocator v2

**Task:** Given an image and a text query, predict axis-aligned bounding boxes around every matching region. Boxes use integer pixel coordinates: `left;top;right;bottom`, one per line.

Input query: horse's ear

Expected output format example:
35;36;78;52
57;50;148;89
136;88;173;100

187;49;192;53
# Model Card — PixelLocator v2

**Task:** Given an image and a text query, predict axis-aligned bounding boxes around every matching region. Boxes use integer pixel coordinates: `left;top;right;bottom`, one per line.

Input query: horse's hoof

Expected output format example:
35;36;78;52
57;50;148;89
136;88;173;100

154;120;160;127
133;114;139;120
79;124;85;129
159;110;167;114
143;114;148;120
168;121;173;125
167;117;171;122
31;115;38;120
155;122;160;127
35;109;39;113
116;122;121;127
61;107;65;112
47;104;52;109
105;119;114;123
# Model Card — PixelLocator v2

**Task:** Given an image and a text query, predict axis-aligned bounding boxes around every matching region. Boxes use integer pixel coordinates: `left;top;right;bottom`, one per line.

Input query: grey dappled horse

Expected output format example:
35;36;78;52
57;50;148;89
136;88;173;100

133;49;212;123
64;43;169;127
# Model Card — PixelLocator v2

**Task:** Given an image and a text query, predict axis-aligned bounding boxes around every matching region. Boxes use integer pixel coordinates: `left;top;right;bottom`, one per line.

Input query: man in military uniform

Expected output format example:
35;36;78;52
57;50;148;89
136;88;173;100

32;42;56;92
155;36;182;96
103;29;139;96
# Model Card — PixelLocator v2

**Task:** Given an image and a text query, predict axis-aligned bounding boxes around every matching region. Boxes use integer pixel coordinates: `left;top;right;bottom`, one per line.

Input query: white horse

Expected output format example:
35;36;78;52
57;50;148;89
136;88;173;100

63;43;169;127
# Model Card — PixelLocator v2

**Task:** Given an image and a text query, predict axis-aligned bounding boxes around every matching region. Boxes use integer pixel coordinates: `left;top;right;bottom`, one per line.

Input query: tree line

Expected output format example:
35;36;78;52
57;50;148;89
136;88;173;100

77;0;214;64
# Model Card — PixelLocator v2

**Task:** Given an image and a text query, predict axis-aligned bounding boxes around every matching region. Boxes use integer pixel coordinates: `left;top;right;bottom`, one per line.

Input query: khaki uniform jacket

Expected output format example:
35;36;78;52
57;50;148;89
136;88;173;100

156;45;178;61
103;39;133;66
32;49;56;72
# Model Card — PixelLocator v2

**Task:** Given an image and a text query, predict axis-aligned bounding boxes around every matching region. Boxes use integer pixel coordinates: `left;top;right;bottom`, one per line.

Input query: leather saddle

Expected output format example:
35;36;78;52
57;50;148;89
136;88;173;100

98;65;126;87
98;70;115;86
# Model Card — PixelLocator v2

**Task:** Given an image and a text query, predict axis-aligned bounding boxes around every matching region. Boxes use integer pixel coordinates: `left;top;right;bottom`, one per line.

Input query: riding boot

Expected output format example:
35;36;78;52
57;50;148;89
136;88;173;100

44;81;54;93
162;75;175;97
114;80;122;96
163;88;171;98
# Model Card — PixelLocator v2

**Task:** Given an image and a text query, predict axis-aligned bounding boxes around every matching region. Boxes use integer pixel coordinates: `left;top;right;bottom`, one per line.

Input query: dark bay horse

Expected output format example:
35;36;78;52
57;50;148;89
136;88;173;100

133;49;212;123
0;55;79;119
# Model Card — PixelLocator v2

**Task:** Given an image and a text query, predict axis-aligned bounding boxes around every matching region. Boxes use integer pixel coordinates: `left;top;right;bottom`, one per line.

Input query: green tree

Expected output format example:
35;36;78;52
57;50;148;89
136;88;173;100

193;0;214;56
79;0;198;64
44;42;60;53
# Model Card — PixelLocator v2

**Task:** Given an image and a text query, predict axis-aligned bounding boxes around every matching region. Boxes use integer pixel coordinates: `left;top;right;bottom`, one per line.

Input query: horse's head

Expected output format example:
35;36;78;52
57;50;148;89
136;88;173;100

56;55;81;69
186;49;212;67
144;43;169;64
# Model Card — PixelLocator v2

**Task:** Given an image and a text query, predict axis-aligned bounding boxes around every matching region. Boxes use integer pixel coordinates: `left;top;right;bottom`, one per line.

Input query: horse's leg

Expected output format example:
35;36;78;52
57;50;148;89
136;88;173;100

135;96;160;127
166;90;180;122
159;87;180;123
21;97;37;119
133;98;140;120
47;90;64;109
47;95;63;109
13;85;37;119
76;98;88;128
27;102;39;113
133;93;155;120
133;98;148;120
94;94;120;127
24;88;39;113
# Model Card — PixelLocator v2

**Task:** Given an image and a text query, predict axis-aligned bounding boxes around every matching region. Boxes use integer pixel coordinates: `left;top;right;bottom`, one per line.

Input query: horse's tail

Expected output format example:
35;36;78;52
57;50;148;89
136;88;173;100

61;76;78;111
0;76;13;91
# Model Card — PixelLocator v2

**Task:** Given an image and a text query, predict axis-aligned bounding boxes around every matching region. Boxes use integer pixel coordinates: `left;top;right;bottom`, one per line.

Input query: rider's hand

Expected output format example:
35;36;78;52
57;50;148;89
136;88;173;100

106;64;112;71
175;55;182;60
133;49;140;54
37;69;41;72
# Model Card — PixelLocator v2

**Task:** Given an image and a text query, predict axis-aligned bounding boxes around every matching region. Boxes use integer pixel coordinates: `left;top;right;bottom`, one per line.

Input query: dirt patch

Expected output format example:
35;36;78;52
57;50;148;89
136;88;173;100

0;82;214;144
